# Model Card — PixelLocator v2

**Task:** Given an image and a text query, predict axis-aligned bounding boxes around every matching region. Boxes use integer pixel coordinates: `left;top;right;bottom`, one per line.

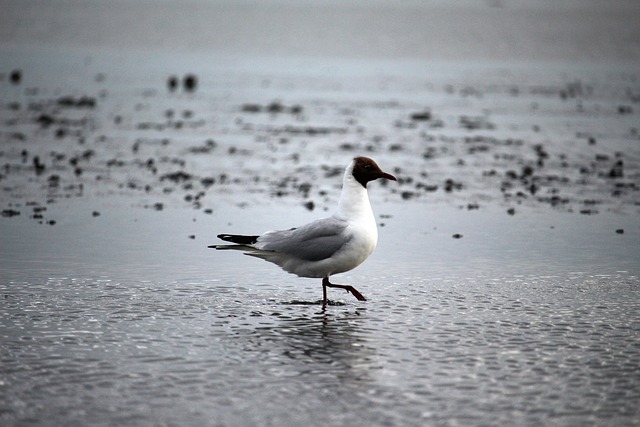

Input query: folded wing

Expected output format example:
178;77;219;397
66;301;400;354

255;216;351;262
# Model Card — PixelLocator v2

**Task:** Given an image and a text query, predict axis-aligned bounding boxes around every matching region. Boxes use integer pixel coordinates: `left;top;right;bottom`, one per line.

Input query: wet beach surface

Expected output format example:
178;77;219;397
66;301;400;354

2;51;639;426
2;2;640;426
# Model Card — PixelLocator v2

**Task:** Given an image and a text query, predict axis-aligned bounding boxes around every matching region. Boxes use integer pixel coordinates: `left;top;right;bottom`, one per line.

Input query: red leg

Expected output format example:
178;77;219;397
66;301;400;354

322;277;367;302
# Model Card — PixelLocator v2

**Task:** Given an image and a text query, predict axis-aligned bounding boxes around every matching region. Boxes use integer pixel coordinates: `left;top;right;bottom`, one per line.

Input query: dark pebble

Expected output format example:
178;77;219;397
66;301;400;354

617;105;633;115
539;195;569;206
92;211;100;217
201;177;216;187
33;156;46;175
533;144;548;159
188;235;195;239
401;191;416;200
160;171;192;183
608;160;624;178
505;170;518;180
298;183;312;198
616;229;624;234
452;233;463;239
267;102;284;113
241;104;262;113
303;201;315;211
580;209;598;215
57;96;96;109
37;114;55;128
183;74;197;92
444;179;462;192
416;182;438;192
167;75;178;92
410;110;432;121
2;209;20;217
9;69;22;84
521;165;534;178
507;208;516;215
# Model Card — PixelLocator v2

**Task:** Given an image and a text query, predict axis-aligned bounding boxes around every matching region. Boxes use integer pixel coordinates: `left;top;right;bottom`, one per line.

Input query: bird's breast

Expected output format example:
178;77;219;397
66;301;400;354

346;218;378;259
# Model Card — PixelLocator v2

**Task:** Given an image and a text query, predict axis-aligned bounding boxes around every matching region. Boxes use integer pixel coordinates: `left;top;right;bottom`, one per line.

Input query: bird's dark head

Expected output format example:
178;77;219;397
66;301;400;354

351;157;397;188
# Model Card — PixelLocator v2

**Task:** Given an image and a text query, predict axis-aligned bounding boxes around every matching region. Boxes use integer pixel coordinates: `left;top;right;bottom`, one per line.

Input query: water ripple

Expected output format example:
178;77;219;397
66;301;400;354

1;272;639;426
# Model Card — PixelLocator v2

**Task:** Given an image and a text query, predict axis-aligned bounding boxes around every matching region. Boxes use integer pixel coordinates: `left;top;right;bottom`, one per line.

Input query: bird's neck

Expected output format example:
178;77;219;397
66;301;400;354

336;170;374;222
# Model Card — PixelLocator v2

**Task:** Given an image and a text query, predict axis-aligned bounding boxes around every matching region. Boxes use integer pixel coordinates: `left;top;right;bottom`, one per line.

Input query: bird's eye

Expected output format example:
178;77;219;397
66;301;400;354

364;164;372;170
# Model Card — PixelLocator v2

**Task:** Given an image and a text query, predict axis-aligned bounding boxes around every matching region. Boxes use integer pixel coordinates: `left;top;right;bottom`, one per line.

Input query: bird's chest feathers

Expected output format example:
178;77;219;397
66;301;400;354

342;209;378;261
351;221;378;254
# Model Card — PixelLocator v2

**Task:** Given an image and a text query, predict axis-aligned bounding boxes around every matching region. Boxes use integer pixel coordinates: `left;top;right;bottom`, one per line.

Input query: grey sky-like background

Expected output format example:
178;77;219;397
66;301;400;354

1;0;639;63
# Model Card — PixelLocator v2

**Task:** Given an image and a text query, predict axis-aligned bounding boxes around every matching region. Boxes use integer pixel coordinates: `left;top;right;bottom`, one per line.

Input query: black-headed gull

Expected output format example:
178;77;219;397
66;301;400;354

209;157;397;303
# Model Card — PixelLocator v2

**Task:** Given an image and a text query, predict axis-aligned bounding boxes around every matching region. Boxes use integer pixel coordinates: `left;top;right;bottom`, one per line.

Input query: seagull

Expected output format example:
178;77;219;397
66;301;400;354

209;157;397;304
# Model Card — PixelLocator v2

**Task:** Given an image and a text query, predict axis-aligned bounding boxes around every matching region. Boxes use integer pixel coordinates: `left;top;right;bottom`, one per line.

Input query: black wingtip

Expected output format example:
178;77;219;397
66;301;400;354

217;234;259;244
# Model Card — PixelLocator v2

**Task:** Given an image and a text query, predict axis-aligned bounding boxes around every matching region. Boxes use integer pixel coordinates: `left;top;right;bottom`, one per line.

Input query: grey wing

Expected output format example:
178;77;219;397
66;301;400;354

256;216;351;262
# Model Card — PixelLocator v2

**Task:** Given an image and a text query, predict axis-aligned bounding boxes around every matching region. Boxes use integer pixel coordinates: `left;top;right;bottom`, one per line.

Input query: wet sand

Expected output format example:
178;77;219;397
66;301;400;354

1;52;638;234
1;1;640;426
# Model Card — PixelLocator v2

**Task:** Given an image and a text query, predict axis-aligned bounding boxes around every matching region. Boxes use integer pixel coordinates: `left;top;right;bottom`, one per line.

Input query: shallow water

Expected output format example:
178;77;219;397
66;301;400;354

2;14;640;425
2;202;639;426
2;264;639;426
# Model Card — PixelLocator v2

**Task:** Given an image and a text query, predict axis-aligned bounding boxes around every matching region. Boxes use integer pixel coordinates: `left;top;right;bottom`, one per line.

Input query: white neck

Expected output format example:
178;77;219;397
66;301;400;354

336;163;374;222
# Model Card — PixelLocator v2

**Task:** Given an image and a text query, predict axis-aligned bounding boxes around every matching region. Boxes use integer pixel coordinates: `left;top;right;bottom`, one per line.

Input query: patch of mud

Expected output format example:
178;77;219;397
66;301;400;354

1;60;639;226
